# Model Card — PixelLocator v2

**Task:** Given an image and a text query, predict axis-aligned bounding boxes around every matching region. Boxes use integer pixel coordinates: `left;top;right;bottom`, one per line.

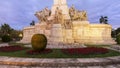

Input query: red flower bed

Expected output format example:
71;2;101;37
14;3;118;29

0;46;25;52
62;47;109;55
27;49;52;55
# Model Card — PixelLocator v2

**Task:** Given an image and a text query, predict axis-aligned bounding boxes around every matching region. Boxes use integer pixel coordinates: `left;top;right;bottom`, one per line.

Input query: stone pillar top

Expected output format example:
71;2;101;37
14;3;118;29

51;0;70;20
54;0;67;5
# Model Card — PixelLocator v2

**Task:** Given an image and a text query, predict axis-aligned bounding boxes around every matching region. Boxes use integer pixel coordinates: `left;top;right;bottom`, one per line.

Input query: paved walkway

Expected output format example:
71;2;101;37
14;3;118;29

0;56;120;68
0;43;9;47
105;45;120;52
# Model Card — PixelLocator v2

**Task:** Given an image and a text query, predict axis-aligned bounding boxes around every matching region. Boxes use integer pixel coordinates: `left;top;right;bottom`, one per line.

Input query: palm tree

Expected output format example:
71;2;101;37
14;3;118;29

30;20;35;26
104;16;108;24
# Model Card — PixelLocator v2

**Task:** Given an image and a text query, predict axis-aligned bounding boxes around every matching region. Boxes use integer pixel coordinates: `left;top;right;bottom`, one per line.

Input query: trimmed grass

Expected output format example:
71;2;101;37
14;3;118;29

0;48;120;58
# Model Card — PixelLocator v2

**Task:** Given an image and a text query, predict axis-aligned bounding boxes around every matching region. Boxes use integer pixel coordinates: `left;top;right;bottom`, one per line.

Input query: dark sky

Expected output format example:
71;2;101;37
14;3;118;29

0;0;120;30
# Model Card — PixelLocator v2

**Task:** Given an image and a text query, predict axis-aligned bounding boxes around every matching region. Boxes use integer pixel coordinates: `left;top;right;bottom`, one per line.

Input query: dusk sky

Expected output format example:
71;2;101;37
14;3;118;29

0;0;120;30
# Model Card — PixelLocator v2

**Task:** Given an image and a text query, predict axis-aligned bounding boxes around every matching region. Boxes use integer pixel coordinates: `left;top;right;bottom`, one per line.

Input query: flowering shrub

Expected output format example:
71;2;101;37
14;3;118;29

0;46;25;52
62;47;109;55
27;49;52;55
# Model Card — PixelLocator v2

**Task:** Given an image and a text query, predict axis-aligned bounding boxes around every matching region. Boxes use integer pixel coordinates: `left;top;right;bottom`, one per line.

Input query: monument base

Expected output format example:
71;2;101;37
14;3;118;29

20;21;116;45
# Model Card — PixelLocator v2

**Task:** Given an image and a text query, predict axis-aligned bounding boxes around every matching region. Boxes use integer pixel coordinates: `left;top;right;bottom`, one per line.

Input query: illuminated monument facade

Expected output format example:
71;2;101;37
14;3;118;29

21;0;116;45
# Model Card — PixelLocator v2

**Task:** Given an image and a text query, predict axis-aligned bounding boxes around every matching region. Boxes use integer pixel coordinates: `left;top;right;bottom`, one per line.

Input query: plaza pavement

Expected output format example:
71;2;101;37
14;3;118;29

0;43;120;68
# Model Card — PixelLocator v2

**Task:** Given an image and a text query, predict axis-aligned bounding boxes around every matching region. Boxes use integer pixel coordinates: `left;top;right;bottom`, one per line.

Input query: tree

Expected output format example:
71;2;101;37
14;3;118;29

0;23;13;36
10;30;23;41
116;33;120;44
111;29;116;38
111;27;120;40
30;20;35;26
116;27;120;35
99;16;108;24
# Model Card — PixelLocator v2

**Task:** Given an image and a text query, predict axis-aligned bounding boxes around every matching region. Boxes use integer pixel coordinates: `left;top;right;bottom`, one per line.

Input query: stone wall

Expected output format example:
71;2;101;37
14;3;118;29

20;23;51;43
89;24;115;44
72;21;116;44
20;21;116;45
20;26;35;43
72;21;90;44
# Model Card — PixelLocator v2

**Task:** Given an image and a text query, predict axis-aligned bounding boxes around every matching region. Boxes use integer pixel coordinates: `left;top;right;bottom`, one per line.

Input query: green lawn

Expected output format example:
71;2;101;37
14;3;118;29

0;48;120;58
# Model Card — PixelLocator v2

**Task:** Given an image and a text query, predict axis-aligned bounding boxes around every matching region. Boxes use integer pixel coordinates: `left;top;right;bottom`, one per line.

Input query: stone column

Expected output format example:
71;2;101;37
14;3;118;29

50;24;64;43
51;0;70;19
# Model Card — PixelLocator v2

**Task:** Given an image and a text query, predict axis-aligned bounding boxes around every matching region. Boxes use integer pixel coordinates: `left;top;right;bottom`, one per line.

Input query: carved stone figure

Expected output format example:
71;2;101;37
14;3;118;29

43;7;51;17
69;5;76;21
35;8;51;22
69;5;87;21
81;11;87;21
64;20;72;29
54;7;63;24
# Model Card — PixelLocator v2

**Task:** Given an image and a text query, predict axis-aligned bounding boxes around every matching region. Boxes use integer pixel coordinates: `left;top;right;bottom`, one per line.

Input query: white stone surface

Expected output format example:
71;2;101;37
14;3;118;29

51;0;70;19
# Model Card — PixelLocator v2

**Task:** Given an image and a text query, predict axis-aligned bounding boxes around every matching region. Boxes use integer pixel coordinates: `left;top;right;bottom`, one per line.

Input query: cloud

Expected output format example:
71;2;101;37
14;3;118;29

0;0;120;30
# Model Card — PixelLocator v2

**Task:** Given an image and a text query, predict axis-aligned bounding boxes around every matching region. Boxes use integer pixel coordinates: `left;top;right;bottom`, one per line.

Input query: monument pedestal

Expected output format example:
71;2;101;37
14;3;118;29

72;21;90;44
50;24;64;43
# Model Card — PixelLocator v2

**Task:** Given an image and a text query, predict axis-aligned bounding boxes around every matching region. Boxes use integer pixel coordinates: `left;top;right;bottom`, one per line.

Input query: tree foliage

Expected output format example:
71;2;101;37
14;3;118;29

99;16;108;24
30;20;35;26
111;27;120;38
116;27;120;35
0;23;23;41
0;23;13;36
116;33;120;44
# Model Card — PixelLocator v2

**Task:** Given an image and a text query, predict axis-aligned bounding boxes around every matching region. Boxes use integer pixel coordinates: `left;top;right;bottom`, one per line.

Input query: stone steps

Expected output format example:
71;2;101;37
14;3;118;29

0;56;120;67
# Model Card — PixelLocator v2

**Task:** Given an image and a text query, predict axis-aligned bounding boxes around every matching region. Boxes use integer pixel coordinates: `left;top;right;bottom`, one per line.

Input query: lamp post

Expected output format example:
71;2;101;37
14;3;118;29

19;33;23;40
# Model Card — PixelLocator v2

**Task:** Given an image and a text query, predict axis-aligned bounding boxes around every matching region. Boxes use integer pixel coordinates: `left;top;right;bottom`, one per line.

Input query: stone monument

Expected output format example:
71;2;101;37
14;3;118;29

20;0;116;45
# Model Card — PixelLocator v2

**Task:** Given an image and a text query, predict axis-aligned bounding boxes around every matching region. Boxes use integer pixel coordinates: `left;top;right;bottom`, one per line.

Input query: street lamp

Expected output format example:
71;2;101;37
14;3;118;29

19;33;23;40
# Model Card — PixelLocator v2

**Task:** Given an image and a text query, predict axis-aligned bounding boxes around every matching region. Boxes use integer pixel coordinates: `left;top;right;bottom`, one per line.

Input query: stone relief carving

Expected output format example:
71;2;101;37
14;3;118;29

63;20;72;29
69;5;87;21
54;7;72;29
54;7;63;24
35;7;51;22
35;5;88;29
80;10;87;21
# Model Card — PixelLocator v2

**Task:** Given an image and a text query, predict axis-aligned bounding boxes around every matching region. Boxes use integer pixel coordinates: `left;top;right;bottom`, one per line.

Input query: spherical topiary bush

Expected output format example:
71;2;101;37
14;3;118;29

2;35;11;42
31;34;47;51
116;33;120;44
